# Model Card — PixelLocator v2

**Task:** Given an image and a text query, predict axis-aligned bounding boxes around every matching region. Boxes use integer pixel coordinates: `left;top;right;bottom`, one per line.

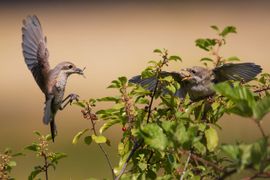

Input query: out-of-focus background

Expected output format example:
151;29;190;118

0;1;270;179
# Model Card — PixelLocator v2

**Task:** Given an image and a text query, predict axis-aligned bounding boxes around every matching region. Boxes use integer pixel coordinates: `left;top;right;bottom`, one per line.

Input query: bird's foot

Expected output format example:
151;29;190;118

60;93;80;110
68;93;80;104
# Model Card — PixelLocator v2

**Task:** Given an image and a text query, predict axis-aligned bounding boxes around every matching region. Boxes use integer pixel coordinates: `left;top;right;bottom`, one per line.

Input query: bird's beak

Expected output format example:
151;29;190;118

74;67;86;76
180;68;192;80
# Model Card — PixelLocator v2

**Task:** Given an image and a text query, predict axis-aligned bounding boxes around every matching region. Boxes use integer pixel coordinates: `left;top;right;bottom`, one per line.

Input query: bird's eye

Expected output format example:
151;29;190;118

68;65;73;69
191;69;196;74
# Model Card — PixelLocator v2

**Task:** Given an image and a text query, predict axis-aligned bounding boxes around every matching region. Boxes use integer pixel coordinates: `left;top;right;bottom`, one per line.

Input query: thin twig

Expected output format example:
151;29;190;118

180;151;191;180
42;152;49;180
254;86;270;93
115;139;143;180
180;150;224;172
253;119;267;139
86;104;115;179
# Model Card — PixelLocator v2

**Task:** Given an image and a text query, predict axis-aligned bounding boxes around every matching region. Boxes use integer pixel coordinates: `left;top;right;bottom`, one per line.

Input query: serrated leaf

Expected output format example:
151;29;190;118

205;127;218;152
84;136;92;145
92;135;107;144
72;128;89;144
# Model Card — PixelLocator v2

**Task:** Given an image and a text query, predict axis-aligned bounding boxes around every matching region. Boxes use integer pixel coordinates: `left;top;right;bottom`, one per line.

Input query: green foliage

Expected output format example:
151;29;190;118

214;82;270;121
25;131;67;180
72;26;270;179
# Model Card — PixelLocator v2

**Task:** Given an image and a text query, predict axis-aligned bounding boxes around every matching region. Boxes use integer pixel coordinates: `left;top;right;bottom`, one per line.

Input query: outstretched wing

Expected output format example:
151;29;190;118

22;15;50;93
129;71;187;98
213;63;262;83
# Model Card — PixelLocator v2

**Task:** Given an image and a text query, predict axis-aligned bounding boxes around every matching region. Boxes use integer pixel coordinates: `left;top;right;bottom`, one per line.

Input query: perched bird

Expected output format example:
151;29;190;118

22;15;84;142
130;63;262;101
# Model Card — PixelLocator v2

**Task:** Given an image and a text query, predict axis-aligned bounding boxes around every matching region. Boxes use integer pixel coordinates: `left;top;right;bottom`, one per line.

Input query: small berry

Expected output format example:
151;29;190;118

122;127;127;131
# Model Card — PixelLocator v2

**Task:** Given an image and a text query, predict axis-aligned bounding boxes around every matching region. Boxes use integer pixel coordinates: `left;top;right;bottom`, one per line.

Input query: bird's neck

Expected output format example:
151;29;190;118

55;71;68;90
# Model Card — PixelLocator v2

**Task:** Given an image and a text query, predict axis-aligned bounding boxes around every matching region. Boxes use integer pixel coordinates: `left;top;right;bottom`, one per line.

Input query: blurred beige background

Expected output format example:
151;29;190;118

0;1;270;179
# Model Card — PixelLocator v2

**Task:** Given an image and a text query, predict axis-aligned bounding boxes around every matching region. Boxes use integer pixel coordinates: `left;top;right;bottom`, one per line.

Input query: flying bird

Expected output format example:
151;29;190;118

130;63;262;101
22;15;84;142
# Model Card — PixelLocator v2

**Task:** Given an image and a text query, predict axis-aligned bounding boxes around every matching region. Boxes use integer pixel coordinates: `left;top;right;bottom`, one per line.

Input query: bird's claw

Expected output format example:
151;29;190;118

69;93;80;104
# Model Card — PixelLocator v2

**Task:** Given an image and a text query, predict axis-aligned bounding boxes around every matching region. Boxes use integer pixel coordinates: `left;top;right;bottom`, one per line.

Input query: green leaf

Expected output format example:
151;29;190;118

99;119;121;133
33;131;41;137
253;95;270;120
169;55;182;62
174;123;187;143
45;134;52;141
51;152;67;164
84;136;93;145
28;168;42;180
153;49;162;54
139;123;168;151
92;135;107;144
200;57;213;62
7;161;16;167
193;141;206;155
73;101;86;108
97;96;120;102
205;127;218;152
221;144;240;160
210;25;219;32
195;38;216;51
108;80;121;88
118;76;127;85
220;26;237;37
24;144;39;152
226;56;240;62
72;128;89;144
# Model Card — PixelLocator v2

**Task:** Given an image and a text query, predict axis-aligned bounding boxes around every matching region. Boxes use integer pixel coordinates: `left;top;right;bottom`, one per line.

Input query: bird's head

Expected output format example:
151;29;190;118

180;66;211;84
56;61;85;76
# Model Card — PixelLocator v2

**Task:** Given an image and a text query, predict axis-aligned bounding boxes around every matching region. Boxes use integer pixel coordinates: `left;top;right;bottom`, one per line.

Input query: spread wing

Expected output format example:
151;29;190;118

22;15;50;93
213;63;262;83
129;71;188;98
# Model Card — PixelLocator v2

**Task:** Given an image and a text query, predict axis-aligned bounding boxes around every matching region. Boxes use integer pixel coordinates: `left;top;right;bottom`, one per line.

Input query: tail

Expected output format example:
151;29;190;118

43;96;57;142
50;118;57;142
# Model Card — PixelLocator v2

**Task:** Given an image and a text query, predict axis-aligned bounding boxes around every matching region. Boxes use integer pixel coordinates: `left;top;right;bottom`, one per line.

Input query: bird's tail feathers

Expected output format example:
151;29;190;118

43;97;53;124
50;118;57;142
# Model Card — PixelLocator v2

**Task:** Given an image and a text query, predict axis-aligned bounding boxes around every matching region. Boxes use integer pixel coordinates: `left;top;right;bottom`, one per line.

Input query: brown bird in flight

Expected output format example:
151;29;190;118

22;15;84;142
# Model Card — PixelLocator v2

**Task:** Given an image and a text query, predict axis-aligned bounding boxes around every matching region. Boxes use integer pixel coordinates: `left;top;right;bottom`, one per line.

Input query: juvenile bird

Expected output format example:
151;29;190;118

22;15;84;142
130;63;262;101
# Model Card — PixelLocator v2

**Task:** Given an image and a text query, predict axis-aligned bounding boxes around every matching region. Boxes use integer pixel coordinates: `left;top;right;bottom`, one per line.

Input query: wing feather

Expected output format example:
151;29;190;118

22;15;50;93
213;63;262;83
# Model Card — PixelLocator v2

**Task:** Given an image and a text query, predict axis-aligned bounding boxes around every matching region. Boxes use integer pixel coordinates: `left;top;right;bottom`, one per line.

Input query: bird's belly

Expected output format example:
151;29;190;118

189;85;214;100
52;86;66;111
